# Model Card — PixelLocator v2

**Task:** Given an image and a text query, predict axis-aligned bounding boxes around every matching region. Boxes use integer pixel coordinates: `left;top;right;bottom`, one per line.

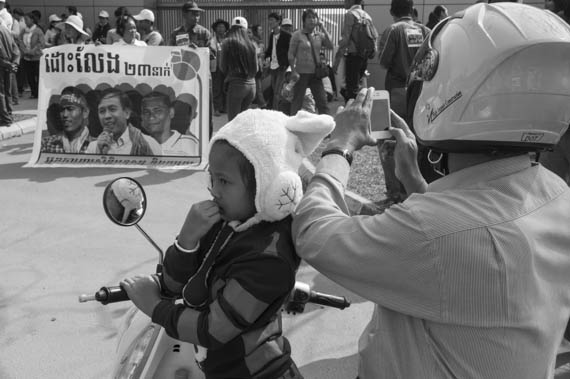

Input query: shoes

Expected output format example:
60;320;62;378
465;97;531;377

30;94;38;99
12;100;18;105
214;110;221;117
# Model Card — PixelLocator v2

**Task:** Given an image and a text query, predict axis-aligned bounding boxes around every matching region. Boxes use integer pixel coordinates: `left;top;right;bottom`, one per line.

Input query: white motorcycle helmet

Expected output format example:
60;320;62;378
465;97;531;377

407;3;570;153
111;178;144;224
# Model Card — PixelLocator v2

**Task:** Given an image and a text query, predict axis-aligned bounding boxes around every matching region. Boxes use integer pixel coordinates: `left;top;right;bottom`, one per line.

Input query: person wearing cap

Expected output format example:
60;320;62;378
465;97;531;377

113;14;146;46
265;12;291;112
293;4;570;378
44;14;62;47
42;86;95;153
0;0;13;31
133;9;163;46
281;18;294;34
121;108;334;379
87;87;161;156
18;12;44;99
168;1;210;48
219;17;258;121
140;91;199;156
0;21;18;127
92;10;111;45
210;18;229;117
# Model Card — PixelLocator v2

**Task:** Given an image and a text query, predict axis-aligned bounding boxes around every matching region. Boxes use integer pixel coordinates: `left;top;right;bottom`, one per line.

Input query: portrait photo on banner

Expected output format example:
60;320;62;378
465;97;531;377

27;44;210;169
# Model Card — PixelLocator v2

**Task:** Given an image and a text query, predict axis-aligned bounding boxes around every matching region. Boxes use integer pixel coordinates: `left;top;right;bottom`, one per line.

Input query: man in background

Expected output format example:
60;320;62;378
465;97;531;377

0;22;18;127
265;12;291;111
92;10;110;45
169;1;210;47
134;9;163;46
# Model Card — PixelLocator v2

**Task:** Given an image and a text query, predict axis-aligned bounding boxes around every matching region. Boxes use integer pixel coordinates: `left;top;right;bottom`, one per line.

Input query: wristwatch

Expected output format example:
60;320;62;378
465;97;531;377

321;148;353;165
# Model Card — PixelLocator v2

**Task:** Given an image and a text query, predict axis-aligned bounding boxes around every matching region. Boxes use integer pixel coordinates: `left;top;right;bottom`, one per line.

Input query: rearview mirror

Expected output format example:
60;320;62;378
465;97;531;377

103;177;147;226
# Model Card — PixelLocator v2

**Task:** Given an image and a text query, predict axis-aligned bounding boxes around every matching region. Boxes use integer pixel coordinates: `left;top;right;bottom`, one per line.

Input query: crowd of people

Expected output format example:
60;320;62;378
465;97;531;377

2;0;568;378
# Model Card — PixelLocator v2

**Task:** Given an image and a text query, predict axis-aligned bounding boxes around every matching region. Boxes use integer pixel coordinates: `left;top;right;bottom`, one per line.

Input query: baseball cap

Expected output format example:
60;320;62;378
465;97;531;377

231;16;248;29
48;14;62;23
182;1;204;13
133;9;155;22
282;18;293;26
99;10;109;18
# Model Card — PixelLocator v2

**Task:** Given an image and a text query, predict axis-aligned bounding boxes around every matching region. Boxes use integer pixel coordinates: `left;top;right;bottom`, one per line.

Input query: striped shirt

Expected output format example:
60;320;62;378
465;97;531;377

292;154;570;378
159;218;300;379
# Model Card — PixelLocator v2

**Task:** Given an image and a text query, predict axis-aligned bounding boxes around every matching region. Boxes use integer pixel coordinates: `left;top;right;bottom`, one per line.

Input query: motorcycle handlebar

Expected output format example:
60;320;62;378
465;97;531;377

78;286;129;305
308;290;350;310
79;282;351;311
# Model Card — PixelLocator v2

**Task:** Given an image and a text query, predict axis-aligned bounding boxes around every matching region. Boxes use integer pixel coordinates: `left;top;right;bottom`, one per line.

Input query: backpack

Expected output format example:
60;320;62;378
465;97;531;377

350;11;379;60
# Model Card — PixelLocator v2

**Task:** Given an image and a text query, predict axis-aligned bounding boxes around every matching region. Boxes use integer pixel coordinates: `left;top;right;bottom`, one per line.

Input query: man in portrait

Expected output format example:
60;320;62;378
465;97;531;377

86;88;162;155
41;86;95;153
141;91;199;156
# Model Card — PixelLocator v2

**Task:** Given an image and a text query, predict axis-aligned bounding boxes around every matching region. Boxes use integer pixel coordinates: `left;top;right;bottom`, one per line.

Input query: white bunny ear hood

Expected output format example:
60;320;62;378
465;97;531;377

210;109;335;231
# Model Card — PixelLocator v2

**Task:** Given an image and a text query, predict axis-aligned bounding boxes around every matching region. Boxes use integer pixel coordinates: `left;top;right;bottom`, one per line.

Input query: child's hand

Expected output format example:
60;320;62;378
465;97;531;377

178;200;221;250
121;275;162;317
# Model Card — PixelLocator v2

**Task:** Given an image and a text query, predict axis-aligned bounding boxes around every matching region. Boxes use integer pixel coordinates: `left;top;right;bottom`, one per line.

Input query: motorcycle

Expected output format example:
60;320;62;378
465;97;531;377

79;177;351;379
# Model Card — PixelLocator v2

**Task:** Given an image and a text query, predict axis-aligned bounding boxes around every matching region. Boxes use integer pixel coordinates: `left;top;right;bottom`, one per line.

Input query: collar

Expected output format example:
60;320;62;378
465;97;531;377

62;126;89;153
114;125;132;147
183;24;198;33
427;155;532;193
396;16;413;22
349;4;363;11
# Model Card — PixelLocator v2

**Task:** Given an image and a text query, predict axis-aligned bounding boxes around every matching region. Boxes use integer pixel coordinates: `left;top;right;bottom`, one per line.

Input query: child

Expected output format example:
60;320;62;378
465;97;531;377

121;109;335;379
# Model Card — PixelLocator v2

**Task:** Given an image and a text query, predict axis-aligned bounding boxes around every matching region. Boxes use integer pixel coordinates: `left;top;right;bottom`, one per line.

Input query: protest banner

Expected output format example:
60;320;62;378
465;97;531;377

26;45;210;169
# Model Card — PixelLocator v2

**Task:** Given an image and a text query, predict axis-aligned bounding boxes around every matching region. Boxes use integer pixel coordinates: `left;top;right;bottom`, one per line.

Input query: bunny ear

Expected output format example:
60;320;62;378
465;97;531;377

284;111;335;156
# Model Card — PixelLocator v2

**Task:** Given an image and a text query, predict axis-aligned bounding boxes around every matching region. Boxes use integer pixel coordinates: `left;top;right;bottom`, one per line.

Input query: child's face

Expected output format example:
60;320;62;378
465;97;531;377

208;142;256;222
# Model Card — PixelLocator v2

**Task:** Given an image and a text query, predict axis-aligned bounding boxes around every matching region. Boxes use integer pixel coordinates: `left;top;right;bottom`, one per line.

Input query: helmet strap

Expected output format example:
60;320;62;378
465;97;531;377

428;149;449;176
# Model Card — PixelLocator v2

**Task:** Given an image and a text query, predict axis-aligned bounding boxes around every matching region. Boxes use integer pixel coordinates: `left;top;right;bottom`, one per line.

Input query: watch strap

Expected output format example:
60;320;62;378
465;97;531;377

321;148;353;165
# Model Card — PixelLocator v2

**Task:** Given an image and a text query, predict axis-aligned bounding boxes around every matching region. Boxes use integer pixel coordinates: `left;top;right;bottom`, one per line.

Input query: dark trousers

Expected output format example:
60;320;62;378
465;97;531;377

226;79;255;121
22;59;40;97
344;54;368;101
291;73;329;116
0;69;13;125
270;66;287;110
211;69;226;113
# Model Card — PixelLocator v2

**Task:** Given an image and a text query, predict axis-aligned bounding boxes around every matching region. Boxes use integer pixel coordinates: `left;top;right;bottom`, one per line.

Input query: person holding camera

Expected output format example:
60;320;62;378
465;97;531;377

293;4;570;378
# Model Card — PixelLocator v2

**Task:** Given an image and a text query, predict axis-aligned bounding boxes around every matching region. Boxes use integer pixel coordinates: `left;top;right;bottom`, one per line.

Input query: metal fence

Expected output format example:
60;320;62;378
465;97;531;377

156;0;346;60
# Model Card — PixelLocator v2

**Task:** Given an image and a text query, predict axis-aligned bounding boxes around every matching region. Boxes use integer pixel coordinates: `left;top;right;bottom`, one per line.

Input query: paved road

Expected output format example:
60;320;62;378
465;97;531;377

0;107;372;378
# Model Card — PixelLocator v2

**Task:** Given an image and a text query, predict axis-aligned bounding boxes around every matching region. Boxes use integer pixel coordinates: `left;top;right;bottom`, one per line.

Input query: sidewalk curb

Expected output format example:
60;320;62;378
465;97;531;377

0;116;38;141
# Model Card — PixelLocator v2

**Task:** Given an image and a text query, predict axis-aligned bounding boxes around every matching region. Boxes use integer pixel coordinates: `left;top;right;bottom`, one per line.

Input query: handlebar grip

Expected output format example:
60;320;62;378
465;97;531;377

94;286;130;305
309;290;350;309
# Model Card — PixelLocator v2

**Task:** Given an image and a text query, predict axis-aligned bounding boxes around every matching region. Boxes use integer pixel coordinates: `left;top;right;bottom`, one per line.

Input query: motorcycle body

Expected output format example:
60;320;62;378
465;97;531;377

80;177;350;379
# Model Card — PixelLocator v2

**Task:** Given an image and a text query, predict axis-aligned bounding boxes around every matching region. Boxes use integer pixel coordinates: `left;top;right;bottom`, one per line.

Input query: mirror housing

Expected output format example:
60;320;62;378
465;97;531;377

103;177;147;226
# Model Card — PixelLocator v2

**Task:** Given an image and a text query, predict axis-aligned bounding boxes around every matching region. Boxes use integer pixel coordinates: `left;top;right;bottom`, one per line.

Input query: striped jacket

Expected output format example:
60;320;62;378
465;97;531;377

157;218;300;379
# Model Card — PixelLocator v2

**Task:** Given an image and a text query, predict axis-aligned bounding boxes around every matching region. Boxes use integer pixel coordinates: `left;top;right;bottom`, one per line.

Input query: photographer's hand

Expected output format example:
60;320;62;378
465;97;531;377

388;110;427;195
326;87;377;153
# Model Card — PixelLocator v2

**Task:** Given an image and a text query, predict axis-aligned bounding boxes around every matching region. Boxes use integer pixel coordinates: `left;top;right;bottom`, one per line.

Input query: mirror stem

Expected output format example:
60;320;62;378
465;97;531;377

135;224;164;266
